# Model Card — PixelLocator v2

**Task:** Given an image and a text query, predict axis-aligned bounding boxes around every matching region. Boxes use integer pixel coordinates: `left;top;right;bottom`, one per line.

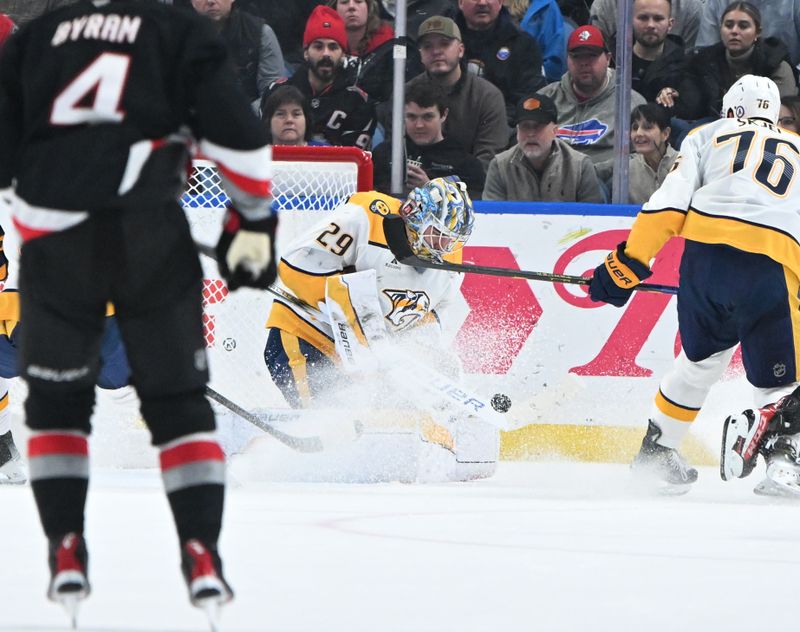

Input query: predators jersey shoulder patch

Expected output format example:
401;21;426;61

369;198;391;216
383;289;430;330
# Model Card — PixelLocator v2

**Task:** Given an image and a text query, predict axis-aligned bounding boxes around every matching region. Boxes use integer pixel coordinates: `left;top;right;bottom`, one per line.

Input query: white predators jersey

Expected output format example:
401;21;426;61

0;201;20;335
266;191;464;356
625;117;800;279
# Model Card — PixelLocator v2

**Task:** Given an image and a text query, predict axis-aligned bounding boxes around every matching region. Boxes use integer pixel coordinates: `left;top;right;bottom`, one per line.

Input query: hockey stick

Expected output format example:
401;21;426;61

195;241;219;261
382;215;678;295
205;386;325;452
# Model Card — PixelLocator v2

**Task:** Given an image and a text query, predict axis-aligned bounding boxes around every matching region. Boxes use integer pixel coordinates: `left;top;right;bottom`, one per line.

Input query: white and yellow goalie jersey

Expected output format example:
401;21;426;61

266;191;464;356
625;117;800;278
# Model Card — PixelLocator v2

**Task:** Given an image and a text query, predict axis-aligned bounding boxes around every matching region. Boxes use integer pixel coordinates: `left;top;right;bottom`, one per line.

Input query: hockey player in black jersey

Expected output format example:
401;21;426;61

0;0;276;626
263;5;376;149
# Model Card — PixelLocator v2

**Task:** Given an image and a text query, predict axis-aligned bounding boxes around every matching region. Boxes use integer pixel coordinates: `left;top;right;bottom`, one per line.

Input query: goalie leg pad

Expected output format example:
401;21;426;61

325;270;387;374
263;328;341;408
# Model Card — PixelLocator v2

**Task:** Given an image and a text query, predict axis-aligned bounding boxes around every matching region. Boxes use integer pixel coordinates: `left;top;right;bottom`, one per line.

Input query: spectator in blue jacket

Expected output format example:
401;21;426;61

506;0;566;83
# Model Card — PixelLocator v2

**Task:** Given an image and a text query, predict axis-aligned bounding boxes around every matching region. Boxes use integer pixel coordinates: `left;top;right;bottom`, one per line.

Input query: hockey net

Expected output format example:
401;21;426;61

183;145;374;412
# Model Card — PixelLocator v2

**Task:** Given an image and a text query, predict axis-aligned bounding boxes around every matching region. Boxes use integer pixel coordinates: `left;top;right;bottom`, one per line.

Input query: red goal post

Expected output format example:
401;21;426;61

272;145;373;193
183;145;374;413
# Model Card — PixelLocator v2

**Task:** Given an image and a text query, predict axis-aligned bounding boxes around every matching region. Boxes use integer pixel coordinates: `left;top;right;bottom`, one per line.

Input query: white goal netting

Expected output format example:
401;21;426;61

184;146;373;413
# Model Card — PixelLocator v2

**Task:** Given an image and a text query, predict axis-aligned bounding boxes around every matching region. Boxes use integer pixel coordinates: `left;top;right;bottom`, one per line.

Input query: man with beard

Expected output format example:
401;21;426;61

263;5;375;148
539;25;645;166
629;0;686;103
590;0;701;52
482;93;602;202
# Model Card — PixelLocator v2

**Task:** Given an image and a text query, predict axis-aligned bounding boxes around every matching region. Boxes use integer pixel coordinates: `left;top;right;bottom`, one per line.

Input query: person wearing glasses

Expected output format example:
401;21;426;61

778;95;800;134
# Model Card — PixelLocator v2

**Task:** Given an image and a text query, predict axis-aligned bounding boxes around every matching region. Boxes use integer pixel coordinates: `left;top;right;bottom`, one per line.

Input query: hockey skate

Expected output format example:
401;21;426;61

181;539;233;631
720;389;800;497
630;421;698;494
48;532;90;629
0;430;26;484
753;433;800;498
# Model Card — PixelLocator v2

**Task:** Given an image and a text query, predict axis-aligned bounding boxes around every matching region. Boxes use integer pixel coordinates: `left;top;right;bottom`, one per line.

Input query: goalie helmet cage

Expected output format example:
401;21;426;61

184;145;374;413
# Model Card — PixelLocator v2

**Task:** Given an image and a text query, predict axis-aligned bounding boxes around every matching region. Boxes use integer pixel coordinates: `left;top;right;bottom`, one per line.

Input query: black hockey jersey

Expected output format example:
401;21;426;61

267;70;376;149
0;0;271;223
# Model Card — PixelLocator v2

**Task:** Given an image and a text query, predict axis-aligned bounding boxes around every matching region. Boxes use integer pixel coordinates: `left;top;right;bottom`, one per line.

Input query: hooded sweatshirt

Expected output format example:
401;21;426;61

538;68;646;165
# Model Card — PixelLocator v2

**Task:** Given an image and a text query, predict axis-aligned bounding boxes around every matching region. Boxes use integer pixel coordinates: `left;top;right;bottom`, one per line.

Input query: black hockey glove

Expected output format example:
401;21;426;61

589;241;652;307
215;207;277;291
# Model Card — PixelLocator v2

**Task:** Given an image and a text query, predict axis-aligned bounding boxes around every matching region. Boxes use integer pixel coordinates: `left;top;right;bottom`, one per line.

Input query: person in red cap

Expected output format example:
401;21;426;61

262;4;376;148
0;14;16;47
538;24;646;169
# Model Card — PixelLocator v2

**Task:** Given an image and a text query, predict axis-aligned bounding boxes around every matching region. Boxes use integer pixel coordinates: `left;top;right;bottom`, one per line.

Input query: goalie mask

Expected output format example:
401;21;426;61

721;74;780;124
400;177;475;261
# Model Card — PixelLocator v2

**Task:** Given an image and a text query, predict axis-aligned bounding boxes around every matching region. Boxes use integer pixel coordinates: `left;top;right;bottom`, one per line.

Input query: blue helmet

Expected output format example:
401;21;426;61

401;177;475;261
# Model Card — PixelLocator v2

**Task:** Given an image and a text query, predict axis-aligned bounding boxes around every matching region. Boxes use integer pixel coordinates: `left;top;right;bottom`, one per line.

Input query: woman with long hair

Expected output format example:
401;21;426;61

329;0;402;103
657;1;796;120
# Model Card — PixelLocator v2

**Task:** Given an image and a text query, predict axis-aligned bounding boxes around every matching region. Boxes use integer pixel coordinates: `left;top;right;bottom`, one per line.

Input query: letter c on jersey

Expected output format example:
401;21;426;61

327;110;347;130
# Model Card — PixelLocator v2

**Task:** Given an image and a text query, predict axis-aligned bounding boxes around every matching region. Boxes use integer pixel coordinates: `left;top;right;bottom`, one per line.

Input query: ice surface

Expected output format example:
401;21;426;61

3;460;800;632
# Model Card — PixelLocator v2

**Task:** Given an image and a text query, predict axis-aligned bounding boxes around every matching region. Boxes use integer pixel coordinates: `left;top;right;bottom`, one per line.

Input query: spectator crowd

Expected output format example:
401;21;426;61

3;0;800;203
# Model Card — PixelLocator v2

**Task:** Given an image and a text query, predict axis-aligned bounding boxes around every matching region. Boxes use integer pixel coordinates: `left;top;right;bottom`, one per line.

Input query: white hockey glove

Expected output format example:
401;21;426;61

216;207;277;291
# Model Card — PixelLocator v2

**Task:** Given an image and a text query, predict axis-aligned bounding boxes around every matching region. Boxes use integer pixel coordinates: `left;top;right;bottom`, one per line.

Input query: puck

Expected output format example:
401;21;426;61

491;393;511;413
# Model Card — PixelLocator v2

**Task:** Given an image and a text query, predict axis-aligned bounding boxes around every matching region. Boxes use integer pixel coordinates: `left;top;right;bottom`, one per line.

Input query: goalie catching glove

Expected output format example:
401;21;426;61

589;241;652;307
216;207;277;290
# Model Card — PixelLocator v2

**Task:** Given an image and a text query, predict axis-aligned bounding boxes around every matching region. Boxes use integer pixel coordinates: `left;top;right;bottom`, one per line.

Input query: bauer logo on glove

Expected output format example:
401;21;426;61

589;241;652;308
605;250;639;287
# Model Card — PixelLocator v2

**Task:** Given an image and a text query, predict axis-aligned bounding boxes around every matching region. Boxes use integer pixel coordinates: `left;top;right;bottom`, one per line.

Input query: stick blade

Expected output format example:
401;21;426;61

383;215;419;264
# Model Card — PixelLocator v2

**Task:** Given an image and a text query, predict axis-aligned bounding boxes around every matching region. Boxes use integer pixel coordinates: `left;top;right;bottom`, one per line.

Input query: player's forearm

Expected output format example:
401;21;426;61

625;208;687;266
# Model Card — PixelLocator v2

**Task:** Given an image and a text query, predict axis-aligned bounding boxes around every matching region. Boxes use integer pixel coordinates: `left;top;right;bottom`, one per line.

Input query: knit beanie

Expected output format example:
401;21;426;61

303;5;347;50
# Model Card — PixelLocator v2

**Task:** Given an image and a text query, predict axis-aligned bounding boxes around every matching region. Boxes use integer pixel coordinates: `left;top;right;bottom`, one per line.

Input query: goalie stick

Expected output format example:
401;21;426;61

205;386;365;453
205;386;324;452
382;215;679;295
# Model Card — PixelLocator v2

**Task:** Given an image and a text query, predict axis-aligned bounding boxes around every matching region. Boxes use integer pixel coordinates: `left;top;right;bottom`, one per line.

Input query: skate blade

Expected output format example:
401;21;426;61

0;460;27;485
56;594;81;629
628;473;693;496
754;475;800;499
197;598;222;632
0;473;26;485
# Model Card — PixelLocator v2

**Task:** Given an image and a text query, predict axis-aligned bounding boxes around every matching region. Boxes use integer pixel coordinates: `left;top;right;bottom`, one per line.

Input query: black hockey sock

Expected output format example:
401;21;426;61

166;484;225;545
31;478;88;539
27;431;90;539
159;435;226;545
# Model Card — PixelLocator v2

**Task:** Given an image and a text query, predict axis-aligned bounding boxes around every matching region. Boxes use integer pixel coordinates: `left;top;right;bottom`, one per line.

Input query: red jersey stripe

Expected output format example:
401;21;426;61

12;217;53;242
160;441;225;470
28;433;88;457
